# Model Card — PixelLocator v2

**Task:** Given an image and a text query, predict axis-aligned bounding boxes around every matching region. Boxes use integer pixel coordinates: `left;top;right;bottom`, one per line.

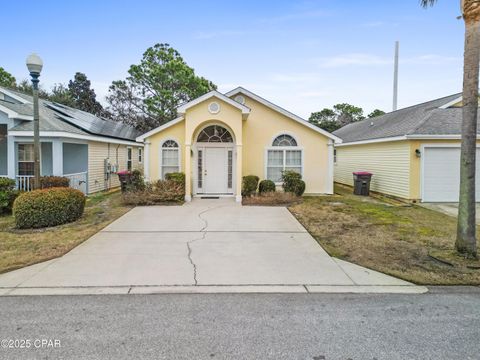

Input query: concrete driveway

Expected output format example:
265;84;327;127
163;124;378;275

420;203;480;224
0;199;425;295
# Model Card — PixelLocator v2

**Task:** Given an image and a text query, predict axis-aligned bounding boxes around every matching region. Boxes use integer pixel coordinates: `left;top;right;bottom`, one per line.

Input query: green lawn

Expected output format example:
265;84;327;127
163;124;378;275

290;184;480;285
0;190;132;274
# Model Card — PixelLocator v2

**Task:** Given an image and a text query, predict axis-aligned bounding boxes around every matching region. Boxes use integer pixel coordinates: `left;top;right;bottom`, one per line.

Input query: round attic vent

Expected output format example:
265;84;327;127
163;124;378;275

208;102;220;114
234;95;245;105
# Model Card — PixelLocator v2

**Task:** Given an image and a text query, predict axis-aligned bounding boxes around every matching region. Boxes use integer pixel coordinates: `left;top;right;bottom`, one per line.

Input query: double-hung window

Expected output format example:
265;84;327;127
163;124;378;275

266;134;302;183
161;140;180;179
138;148;142;163
127;147;132;171
18;143;35;176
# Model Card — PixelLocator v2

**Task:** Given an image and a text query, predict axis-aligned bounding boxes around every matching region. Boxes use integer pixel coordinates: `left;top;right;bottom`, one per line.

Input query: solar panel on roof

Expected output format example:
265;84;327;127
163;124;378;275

45;103;140;140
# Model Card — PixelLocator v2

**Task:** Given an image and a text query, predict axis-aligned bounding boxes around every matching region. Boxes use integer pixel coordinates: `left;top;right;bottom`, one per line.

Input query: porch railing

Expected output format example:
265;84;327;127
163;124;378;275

15;172;88;194
16;176;34;192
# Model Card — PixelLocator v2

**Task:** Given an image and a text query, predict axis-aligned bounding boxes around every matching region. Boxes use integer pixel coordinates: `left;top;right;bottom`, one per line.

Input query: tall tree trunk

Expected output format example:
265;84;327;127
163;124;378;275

456;16;480;258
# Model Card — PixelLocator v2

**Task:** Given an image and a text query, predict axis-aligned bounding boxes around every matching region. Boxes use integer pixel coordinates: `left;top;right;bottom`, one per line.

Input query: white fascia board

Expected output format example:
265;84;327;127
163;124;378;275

0;88;31;104
8;131;143;146
0;104;33;121
135;116;184;142
406;134;465;140
335;136;407;147
225;87;342;143
177;91;250;115
439;96;462;109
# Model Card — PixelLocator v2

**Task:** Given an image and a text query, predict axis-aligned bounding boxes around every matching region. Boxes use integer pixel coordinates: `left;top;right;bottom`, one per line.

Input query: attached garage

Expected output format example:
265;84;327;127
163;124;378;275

422;146;480;202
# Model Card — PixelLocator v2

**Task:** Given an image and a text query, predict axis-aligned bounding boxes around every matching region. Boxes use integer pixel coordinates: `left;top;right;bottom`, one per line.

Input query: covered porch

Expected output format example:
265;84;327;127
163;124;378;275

0;134;88;193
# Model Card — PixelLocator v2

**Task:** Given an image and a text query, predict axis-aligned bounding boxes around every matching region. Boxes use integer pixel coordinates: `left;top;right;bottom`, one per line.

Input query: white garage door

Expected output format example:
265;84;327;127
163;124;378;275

423;147;480;202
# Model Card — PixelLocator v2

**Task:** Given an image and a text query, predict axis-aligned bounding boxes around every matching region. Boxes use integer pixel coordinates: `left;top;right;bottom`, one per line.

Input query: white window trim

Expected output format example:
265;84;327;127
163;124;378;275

270;131;301;147
127;146;133;171
17;142;41;176
159;138;181;180
264;146;304;185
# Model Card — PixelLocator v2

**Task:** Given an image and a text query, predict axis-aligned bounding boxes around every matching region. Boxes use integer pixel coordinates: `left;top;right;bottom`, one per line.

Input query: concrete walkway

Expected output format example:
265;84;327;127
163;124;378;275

0;198;426;295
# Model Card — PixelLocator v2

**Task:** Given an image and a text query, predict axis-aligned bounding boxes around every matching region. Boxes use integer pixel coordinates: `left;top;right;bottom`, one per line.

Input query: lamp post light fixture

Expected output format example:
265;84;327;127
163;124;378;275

26;53;43;189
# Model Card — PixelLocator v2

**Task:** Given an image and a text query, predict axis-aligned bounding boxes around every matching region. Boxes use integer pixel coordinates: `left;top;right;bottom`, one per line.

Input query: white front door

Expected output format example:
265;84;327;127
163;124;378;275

204;147;229;194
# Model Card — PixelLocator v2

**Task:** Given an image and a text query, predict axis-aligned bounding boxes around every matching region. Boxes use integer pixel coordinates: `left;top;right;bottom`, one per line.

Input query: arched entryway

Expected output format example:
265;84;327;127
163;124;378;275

193;124;235;196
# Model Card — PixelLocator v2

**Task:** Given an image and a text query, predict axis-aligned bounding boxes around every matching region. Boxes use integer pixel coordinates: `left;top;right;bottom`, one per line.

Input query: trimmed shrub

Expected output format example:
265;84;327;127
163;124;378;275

40;176;69;189
241;175;259;197
123;179;184;205
258;179;276;193
165;172;186;189
293;180;306;196
127;169;146;192
0;177;18;214
13;187;86;229
282;170;306;196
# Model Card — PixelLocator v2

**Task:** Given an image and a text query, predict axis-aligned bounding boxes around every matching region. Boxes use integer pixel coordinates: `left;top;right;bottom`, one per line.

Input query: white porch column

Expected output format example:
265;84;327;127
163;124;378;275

184;143;192;201
143;141;150;182
235;144;242;202
327;140;334;194
7;135;15;179
52;139;63;176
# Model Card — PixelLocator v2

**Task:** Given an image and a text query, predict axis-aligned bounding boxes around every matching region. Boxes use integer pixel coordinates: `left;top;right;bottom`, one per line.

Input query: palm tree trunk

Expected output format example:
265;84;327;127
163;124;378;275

456;16;480;258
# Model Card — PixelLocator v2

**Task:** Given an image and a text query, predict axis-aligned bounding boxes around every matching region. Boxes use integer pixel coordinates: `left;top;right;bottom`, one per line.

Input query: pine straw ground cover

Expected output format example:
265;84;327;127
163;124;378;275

0;190;132;274
289;184;480;285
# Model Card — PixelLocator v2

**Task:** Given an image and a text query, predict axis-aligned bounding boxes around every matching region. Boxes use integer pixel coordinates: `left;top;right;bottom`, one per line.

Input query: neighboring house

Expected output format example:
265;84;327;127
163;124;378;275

332;93;480;202
136;87;341;201
0;87;143;194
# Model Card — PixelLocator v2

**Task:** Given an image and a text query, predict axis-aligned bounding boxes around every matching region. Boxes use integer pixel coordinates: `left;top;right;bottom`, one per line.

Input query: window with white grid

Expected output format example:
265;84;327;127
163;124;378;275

161;140;180;179
18;143;35;176
266;135;302;183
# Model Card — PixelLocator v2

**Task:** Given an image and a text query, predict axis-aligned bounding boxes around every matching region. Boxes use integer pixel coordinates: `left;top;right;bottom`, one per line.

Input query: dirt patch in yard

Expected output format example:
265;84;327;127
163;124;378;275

0;190;132;274
289;185;480;285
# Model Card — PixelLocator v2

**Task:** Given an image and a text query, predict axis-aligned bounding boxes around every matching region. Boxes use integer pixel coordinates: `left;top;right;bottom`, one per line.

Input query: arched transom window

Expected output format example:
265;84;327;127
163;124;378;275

197;125;233;143
272;134;297;147
266;134;302;183
161;140;180;179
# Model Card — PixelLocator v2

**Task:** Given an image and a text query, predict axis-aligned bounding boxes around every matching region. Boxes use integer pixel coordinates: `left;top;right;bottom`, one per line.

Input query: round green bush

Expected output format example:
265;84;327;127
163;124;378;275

0;177;18;214
293;180;306;196
242;175;260;197
13;187;86;229
258;179;276;193
281;170;305;196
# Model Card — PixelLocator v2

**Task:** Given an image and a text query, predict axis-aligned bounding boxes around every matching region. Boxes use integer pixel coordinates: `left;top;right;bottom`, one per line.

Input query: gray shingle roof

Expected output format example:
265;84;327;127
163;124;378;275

333;93;464;143
1;87;140;141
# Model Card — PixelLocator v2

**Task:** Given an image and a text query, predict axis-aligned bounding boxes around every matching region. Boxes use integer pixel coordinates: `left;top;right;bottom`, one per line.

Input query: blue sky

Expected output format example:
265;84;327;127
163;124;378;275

3;0;463;117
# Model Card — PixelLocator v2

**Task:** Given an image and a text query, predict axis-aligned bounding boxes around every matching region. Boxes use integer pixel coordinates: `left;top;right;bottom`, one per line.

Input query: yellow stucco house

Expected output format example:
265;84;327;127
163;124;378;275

333;93;479;203
136;87;341;201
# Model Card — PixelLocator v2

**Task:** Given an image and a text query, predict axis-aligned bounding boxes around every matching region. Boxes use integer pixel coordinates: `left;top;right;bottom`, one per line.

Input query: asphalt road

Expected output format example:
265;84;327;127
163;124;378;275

0;287;479;360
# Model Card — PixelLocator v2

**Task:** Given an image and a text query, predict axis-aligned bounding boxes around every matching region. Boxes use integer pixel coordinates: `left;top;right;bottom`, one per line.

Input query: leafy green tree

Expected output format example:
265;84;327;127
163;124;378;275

309;103;365;132
15;79;50;98
48;83;76;107
107;43;216;132
367;109;386;118
422;0;479;258
0;67;16;88
68;72;104;116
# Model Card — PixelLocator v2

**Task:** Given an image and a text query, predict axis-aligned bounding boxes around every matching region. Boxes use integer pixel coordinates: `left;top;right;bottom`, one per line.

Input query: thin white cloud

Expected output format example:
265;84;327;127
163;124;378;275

314;53;391;68
312;53;461;68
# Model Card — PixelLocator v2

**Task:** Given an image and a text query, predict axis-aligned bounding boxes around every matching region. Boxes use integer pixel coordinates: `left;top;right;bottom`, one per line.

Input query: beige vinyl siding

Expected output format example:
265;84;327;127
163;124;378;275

87;141;142;194
334;141;411;199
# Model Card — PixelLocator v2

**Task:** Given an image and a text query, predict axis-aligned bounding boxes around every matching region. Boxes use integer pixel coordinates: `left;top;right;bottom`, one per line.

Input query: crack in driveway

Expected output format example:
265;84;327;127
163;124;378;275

186;204;226;285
